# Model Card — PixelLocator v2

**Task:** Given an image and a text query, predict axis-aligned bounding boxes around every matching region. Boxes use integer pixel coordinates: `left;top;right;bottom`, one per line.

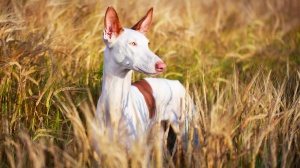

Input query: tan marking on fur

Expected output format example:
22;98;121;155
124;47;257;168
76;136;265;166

132;79;156;119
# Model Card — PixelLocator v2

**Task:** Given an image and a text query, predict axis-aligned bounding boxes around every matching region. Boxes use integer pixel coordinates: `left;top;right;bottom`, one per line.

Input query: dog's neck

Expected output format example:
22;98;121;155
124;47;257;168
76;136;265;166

99;47;133;127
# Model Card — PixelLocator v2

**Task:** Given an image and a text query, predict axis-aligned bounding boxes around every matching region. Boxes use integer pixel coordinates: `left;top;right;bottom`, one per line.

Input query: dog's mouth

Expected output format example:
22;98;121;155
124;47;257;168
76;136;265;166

135;67;160;76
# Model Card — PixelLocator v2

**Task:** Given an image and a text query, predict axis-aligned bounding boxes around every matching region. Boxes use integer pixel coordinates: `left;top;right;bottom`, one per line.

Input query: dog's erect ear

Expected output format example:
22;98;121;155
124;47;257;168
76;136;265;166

103;6;124;46
132;7;153;35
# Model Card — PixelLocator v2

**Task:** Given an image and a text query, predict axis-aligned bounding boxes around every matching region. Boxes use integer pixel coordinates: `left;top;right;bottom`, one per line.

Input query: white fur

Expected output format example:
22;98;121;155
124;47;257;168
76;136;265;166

96;7;191;149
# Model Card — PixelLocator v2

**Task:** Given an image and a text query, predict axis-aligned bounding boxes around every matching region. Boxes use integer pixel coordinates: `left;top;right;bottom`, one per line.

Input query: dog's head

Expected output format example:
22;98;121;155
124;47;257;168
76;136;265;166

103;7;166;76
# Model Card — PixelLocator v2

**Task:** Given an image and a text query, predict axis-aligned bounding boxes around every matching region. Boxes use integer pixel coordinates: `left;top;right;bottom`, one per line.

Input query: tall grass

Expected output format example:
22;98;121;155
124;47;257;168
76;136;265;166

1;0;300;167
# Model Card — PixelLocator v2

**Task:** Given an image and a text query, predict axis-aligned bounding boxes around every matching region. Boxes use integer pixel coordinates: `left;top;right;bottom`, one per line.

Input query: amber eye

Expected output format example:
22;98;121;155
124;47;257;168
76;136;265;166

129;42;137;46
148;42;150;45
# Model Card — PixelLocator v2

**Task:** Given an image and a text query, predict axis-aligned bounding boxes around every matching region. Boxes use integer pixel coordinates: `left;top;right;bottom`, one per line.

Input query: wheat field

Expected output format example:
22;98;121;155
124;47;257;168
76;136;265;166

1;0;300;167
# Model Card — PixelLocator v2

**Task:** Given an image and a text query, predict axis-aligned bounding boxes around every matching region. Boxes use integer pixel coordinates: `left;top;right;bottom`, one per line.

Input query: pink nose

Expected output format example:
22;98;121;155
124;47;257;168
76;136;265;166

155;61;166;72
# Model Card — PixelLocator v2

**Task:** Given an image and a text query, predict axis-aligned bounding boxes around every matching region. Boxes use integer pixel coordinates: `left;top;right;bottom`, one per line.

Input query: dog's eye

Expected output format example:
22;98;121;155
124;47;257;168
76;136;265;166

129;42;137;46
148;42;150;45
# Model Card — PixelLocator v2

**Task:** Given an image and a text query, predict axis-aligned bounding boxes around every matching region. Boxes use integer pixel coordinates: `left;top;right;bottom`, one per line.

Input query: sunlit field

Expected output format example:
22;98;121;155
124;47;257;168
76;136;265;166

1;0;300;167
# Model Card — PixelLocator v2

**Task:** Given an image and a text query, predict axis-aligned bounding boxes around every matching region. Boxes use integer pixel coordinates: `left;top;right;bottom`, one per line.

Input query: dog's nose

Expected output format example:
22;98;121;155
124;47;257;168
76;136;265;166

155;61;166;72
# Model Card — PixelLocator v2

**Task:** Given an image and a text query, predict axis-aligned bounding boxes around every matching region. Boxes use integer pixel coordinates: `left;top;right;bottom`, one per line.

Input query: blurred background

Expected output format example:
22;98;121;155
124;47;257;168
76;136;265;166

1;0;300;167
